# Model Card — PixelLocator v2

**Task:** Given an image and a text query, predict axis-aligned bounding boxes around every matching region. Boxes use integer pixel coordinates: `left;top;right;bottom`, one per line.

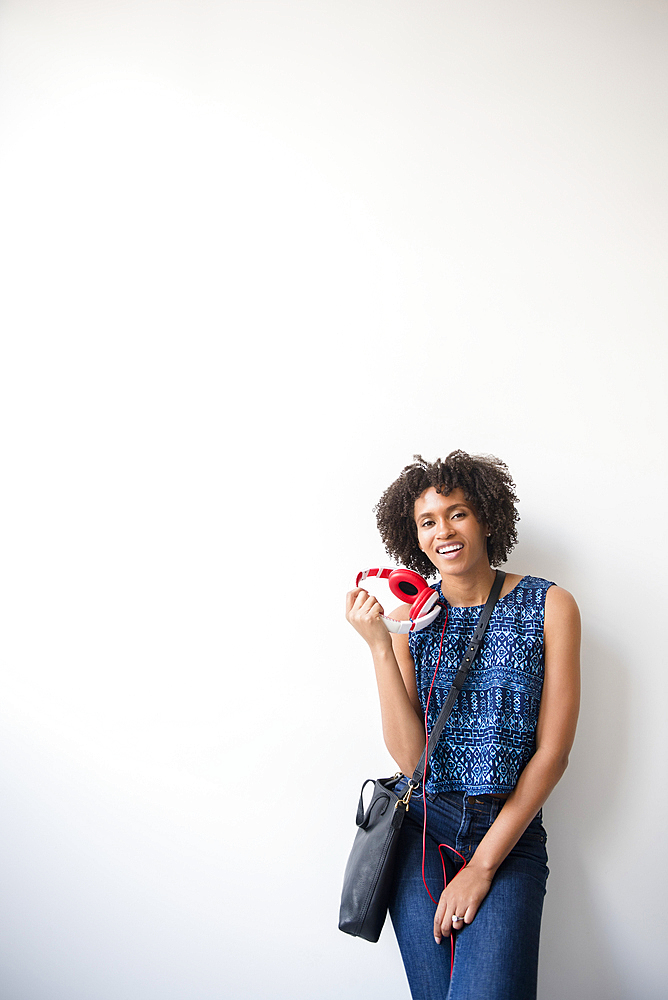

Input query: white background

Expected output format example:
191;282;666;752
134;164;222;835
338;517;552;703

0;2;666;998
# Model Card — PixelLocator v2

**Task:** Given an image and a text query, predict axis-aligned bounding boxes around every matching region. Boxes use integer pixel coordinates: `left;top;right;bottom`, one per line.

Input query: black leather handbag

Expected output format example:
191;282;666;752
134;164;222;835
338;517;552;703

338;570;505;942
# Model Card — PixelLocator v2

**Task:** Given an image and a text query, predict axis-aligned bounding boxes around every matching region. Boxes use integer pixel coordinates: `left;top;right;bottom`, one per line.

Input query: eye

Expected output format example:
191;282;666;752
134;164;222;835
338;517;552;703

420;518;435;528
451;511;466;519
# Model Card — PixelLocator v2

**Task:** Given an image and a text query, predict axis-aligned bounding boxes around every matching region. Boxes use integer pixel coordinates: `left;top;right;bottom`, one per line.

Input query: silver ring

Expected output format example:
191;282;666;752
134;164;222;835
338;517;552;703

452;915;464;923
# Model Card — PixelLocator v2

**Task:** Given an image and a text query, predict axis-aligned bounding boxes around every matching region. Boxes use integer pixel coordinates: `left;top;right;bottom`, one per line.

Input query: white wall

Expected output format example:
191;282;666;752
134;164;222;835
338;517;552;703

0;2;666;997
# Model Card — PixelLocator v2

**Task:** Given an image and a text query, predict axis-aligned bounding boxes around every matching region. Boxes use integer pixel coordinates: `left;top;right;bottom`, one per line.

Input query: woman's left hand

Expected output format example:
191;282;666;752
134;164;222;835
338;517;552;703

433;863;494;943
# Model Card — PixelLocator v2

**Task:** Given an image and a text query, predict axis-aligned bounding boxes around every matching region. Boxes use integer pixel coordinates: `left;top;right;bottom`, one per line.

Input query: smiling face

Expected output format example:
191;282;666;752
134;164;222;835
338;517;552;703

413;487;490;577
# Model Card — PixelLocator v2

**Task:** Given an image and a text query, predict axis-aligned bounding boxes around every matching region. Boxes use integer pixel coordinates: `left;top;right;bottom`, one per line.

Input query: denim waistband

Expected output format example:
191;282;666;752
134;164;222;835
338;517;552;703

396;779;543;825
426;789;506;823
397;777;504;806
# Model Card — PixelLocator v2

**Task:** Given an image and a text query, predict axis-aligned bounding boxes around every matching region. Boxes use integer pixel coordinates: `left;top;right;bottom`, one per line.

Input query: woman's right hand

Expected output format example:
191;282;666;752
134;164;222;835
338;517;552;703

345;588;393;653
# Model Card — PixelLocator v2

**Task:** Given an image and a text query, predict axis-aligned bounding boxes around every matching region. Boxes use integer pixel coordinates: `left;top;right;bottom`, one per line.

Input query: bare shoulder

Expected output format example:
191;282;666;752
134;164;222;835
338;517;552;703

388;602;412;622
544;585;581;634
536;584;581;755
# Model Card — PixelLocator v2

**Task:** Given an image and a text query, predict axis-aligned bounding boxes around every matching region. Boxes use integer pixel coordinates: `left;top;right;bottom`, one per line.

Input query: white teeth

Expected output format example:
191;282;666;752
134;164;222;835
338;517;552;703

437;544;463;554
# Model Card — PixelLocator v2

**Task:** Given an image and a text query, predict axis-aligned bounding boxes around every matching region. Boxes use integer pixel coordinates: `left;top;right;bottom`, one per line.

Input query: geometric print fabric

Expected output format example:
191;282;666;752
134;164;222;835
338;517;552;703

408;576;556;796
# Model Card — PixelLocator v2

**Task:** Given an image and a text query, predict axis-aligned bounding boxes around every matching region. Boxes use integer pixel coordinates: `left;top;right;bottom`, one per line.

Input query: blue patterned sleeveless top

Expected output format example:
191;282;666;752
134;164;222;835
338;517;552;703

408;576;555;796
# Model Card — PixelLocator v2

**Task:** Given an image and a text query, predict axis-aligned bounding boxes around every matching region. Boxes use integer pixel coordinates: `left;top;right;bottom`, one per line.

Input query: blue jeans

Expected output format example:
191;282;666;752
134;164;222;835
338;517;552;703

388;782;549;1000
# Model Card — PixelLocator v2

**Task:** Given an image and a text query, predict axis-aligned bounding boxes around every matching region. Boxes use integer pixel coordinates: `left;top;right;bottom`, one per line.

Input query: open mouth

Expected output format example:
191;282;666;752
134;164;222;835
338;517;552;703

436;544;463;556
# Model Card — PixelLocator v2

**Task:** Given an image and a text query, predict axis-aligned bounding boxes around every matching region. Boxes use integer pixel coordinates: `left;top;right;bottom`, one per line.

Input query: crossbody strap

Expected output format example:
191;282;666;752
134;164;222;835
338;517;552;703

408;569;506;790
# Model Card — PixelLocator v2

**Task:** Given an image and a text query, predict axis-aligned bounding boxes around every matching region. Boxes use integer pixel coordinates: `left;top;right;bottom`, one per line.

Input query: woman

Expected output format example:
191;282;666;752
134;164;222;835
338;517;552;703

345;452;580;1000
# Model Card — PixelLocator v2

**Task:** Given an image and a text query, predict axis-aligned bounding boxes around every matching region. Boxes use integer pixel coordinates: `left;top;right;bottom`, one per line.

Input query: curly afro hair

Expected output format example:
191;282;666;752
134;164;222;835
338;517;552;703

374;451;519;577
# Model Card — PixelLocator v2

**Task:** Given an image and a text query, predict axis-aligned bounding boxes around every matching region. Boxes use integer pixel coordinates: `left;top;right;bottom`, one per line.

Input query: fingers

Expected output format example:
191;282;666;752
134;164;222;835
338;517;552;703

433;866;493;942
434;904;468;943
345;588;385;620
433;898;446;944
345;588;392;651
345;588;365;615
433;891;452;943
434;894;474;943
345;588;368;615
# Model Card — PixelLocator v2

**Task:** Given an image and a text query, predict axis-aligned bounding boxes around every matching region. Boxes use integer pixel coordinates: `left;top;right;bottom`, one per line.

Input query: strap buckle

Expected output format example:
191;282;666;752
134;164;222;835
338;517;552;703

396;779;420;810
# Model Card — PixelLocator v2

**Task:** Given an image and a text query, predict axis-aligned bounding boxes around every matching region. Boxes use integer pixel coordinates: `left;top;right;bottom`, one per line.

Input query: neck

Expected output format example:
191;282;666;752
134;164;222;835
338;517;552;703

440;564;497;607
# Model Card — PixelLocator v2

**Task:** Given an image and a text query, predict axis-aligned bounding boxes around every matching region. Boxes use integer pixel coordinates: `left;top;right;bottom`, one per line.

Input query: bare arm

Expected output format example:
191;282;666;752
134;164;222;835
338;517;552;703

345;588;425;774
434;585;581;942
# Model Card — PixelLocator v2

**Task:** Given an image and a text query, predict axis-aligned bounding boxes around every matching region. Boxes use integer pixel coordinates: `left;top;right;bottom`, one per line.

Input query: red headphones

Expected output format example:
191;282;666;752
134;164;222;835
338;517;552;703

355;567;442;634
